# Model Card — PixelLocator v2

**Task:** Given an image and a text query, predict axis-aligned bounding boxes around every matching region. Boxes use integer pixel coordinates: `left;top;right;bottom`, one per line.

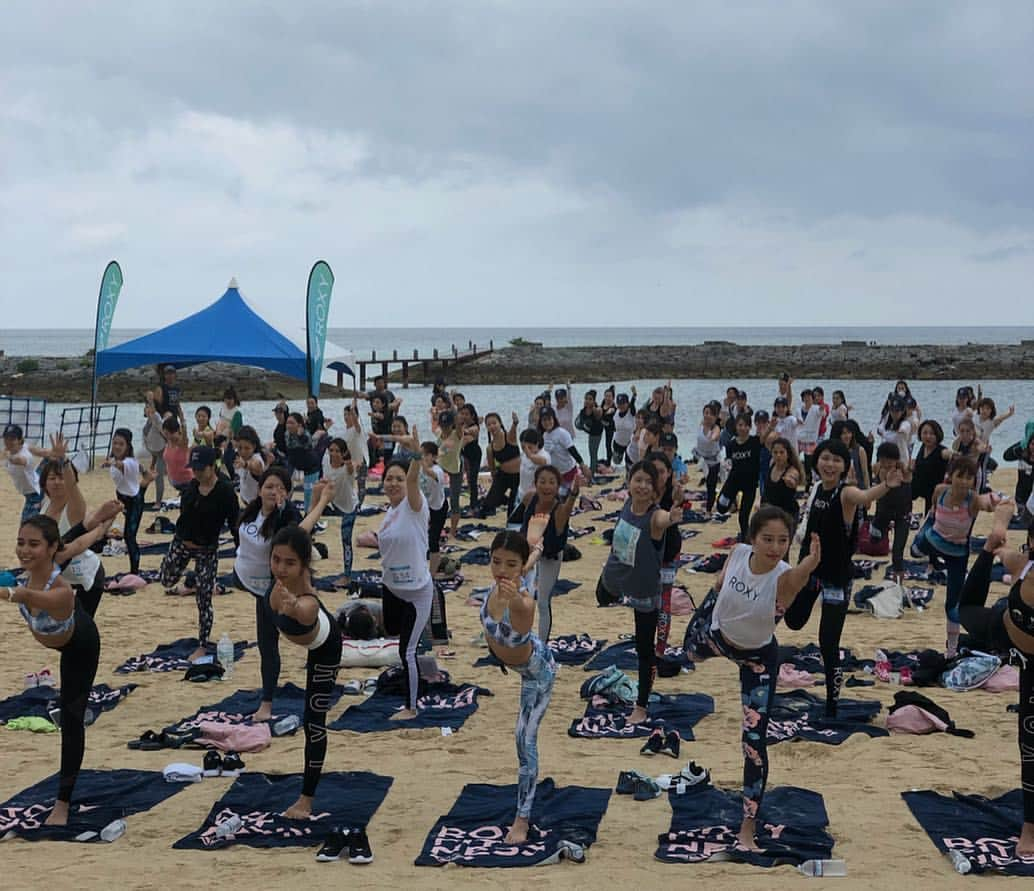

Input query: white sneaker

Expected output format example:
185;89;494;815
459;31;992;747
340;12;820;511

679;761;710;786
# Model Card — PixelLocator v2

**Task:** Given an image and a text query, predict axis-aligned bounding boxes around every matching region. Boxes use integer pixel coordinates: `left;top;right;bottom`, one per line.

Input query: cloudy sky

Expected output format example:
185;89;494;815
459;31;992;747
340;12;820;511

1;1;1031;331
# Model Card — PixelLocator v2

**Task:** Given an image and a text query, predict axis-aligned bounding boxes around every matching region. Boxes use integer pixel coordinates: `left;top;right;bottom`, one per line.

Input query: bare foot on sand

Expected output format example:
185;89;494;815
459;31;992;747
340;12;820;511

737;817;761;851
627;705;648;724
45;801;69;826
389;708;417;721
282;796;312;820
251;702;273;722
1017;822;1034;857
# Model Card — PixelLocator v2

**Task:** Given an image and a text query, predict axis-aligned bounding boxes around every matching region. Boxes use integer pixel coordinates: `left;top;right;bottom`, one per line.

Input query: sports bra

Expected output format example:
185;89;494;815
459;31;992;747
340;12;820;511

480;590;533;648
268;590;319;636
933;489;973;544
1008;561;1034;635
492;441;520;464
19;567;74;636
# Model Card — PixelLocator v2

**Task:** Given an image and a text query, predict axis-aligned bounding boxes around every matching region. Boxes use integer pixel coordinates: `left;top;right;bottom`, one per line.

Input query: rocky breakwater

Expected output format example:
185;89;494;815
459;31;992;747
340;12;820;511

0;355;349;403
445;340;1034;384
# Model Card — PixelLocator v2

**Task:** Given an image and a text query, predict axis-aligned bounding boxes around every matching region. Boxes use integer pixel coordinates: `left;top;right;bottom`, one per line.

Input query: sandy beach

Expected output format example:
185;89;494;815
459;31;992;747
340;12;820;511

0;466;1029;889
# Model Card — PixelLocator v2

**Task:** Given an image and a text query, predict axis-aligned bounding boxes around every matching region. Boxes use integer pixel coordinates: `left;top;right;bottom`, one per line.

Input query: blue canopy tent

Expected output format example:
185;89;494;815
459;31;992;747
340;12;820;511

95;279;353;385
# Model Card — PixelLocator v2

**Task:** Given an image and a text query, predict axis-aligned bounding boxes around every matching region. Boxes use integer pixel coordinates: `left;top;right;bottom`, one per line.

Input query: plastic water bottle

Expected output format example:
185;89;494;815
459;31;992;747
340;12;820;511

214;814;243;839
947;850;972;874
217;633;235;679
271;714;300;736
798;859;847;877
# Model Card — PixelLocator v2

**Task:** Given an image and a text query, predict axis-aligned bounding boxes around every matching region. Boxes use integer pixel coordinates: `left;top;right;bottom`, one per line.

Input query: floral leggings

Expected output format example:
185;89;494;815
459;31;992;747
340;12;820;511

159;538;219;646
513;637;557;819
706;627;779;821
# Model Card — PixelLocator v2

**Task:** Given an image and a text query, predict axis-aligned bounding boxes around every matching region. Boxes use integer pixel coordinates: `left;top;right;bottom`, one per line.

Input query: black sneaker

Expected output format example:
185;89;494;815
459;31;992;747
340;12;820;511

661;730;681;759
203;750;223;777
221;752;246;775
347;827;374;864
639;728;664;756
316;828;349;862
616;770;647;794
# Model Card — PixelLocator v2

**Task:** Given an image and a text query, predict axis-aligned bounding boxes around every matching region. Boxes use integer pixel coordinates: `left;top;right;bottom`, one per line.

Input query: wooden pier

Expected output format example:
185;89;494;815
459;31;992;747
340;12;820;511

341;340;494;391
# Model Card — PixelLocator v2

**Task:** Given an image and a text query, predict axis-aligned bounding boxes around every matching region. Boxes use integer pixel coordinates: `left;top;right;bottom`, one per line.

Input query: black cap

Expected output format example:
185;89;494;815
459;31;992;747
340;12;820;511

774;396;788;406
754;410;770;422
188;446;219;470
2;424;23;439
616;393;629;404
555;388;567;398
659;432;678;448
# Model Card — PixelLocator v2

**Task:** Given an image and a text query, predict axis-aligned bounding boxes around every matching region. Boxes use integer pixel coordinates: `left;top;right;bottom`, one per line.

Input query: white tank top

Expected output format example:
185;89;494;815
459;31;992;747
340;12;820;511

612;409;636;448
710;544;789;649
234;512;274;596
378;494;431;591
237;456;265;505
696;427;721;465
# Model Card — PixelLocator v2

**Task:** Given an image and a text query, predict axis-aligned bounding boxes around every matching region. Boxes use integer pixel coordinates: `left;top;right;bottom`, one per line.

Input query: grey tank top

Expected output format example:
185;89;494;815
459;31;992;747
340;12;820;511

603;501;662;597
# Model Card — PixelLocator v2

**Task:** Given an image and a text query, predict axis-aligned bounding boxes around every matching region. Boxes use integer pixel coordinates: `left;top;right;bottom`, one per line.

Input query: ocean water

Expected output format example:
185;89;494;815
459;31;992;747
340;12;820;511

19;377;1032;466
3;326;1034;358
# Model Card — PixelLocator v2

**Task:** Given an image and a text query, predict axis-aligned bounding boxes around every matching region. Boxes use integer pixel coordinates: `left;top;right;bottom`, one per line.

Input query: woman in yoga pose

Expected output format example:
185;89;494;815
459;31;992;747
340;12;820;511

509;465;577;641
958;501;1034;856
782;439;902;717
265;525;343;820
238;469;333;722
705;506;820;850
4;514;117;825
102;428;147;577
480;530;556;844
600;461;683;724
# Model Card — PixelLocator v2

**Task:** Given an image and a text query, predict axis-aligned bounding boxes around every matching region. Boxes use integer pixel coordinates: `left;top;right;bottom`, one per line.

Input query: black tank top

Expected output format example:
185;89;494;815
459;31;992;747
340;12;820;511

912;446;948;500
763;468;798;520
491;441;520;464
519;495;569;559
800;482;857;587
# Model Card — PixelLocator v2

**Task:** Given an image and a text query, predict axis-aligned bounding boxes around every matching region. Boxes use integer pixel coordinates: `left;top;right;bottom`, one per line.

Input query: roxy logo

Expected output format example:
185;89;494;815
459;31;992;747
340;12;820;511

727;574;758;601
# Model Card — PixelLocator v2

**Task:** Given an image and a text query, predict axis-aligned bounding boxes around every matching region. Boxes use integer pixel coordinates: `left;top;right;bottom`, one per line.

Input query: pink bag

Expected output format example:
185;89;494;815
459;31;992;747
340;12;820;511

982;664;1019;692
886;705;948;734
197;720;272;752
777;664;817;689
669;587;695;617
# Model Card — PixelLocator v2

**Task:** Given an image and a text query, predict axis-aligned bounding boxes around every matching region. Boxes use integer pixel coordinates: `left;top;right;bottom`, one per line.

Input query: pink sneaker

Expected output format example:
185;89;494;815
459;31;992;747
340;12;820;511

36;668;55;687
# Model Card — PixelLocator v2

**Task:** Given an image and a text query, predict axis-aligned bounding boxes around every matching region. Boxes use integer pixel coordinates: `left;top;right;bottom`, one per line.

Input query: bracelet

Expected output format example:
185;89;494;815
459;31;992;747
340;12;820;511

6;587;15;603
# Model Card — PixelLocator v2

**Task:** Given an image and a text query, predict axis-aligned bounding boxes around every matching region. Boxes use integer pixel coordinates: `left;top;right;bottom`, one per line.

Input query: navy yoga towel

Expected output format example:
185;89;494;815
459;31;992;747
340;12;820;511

569;693;714;741
0;769;183;843
173;771;393;850
114;637;254;674
583;639;694;673
655;785;835;867
903;789;1034;876
164;682;345;734
415;779;611;867
330;682;491;733
0;683;137;725
767;691;889;745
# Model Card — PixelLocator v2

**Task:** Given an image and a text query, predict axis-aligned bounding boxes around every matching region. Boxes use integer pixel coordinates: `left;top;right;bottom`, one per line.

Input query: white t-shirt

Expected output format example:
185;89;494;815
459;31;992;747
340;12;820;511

543;428;575;474
378;494;431;591
774;415;799;449
555;402;575;436
830;404;849;422
322;459;357;513
612;409;636;448
419;464;447;511
343;426;365;467
519;447;551;499
109;457;141;497
5;446;39;495
877;418;913;461
56;507;102;589
976;417;996;445
951;407;973;437
711;544;789;649
695;427;722;466
797;405;822;447
237;455;265;505
234;512;274;596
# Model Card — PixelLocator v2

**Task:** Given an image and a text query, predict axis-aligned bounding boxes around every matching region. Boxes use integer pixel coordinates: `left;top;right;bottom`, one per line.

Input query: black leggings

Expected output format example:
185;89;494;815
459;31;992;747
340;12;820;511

255;593;281;703
872;500;910;574
959;549;1034;823
604;427;614;464
382;582;434;709
117;490;145;574
76;565;106;619
717;475;757;540
301;616;342;798
428;504;448;555
57;608;100;802
480;470;519;517
703;463;720;512
633;608;659;708
463;446;482;508
782;577;849;717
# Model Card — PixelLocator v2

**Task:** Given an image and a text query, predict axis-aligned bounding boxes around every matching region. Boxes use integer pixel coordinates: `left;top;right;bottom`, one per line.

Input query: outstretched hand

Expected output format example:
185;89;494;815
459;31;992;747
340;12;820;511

49;432;69;460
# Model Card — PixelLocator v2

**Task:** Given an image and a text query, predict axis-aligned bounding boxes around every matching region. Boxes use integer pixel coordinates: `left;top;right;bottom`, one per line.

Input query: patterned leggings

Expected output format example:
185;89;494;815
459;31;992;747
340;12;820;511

159;538;219;646
117;490;144;574
339;510;356;578
301;616;343;798
706;627;779;821
514;638;556;819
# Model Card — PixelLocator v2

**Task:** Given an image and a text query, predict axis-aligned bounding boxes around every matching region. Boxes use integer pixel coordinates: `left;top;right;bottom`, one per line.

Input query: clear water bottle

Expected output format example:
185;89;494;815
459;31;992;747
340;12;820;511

214;814;243;839
798;859;847;877
946;850;972;874
217;633;235;679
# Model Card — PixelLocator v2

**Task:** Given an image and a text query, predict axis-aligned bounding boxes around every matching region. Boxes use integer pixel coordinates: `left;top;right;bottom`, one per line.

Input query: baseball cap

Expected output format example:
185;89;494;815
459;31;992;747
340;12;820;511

774;396;789;406
754;410;770;422
616;393;630;405
188;446;219;470
2;424;23;439
659;432;678;448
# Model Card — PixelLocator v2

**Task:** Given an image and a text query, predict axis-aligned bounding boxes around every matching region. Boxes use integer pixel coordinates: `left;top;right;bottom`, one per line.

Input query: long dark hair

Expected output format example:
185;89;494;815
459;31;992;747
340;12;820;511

239;466;294;539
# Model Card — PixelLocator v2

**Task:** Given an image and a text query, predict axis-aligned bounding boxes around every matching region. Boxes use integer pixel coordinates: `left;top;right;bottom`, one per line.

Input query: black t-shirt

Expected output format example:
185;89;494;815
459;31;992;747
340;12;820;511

177;478;240;548
368;388;395;435
727;435;761;478
576;408;604;436
158;382;182;415
306;408;326;436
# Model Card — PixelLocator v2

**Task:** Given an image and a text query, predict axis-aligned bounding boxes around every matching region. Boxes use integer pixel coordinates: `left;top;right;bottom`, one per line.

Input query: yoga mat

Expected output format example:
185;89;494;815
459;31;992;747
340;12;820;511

330;682;490;733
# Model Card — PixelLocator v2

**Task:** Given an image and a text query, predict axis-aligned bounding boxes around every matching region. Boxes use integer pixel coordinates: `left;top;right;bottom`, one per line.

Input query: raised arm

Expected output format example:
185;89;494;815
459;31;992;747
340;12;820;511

299;480;335;533
776;533;821;608
406;453;423;512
